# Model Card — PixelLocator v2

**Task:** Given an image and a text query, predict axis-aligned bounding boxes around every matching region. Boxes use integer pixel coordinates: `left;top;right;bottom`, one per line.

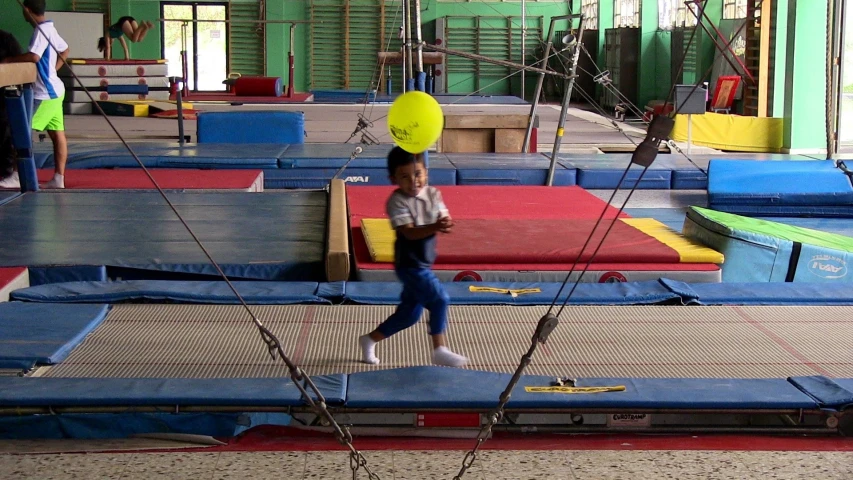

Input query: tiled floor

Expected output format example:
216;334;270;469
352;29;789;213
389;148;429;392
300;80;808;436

1;449;852;479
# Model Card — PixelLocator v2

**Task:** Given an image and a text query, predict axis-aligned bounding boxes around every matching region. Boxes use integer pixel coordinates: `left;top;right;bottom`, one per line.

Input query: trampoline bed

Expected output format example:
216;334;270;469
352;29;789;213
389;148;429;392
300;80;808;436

0;191;327;281
347;186;722;282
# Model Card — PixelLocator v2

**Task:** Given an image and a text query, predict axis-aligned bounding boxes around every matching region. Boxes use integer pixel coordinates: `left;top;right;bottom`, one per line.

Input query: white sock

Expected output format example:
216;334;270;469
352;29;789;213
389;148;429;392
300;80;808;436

432;346;468;367
359;334;380;365
0;172;20;189
44;173;64;189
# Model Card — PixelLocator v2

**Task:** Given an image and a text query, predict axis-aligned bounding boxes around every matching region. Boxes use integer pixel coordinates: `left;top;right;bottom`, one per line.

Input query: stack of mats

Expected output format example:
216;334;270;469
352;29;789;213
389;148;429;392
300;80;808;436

59;59;170;115
348;185;723;282
708;160;853;217
684;206;853;283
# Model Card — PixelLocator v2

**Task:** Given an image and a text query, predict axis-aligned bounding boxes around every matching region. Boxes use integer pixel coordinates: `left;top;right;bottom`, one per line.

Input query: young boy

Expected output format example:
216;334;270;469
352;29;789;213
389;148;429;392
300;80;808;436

359;147;468;367
2;0;69;189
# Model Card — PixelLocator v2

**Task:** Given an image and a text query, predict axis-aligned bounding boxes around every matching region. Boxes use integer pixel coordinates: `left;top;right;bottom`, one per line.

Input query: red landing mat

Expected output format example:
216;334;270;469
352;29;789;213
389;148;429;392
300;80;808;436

0;267;27;286
428;218;679;264
36;169;263;191
347;185;625;220
346;186;720;282
175;92;314;103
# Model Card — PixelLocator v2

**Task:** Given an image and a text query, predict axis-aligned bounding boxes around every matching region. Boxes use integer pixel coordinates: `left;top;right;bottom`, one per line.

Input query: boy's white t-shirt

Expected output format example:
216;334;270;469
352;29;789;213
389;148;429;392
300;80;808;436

28;21;67;100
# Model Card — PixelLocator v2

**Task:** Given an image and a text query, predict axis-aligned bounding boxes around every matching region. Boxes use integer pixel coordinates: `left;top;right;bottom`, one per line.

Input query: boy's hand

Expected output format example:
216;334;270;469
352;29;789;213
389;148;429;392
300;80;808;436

438;216;454;233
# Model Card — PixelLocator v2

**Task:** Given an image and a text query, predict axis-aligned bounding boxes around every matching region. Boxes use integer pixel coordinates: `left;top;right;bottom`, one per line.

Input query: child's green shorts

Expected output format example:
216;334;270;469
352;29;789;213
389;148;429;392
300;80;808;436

31;96;65;132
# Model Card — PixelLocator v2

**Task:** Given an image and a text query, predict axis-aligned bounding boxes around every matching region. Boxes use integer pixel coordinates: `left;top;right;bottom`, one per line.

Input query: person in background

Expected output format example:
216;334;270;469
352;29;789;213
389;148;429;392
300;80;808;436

98;16;153;60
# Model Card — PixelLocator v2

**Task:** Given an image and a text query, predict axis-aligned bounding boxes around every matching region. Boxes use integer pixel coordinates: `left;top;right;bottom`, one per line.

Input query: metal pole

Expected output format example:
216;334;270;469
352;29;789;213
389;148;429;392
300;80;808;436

523;15;565;152
521;0;526;101
172;77;186;146
288;23;295;98
414;0;424;75
546;18;584;186
404;0;413;83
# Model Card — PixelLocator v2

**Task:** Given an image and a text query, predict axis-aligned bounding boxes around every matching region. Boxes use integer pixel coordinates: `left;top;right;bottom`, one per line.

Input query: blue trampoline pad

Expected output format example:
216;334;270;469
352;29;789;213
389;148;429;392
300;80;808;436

557;156;671;189
12;280;330;305
0;303;109;369
0;375;347;407
344;367;818;409
342;281;683;306
0;192;20;207
788;376;853;409
155;144;286;169
448;154;576;186
708;160;853;206
0;192;327;281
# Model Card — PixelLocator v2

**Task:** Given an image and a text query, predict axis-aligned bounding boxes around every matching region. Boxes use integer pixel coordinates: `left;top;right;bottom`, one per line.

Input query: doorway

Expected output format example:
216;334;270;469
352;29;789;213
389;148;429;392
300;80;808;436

161;2;227;92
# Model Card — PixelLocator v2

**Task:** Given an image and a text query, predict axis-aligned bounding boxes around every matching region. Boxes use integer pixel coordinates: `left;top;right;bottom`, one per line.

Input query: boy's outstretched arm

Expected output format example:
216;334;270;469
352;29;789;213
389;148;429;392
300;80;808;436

397;217;453;240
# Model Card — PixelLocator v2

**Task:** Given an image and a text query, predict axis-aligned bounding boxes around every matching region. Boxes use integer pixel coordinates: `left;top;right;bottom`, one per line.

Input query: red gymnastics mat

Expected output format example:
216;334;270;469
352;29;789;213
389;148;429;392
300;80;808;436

36;169;264;191
347;186;721;283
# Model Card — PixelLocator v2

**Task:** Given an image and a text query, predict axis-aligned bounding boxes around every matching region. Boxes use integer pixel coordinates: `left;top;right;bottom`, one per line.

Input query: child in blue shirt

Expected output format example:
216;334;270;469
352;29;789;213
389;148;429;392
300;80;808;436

359;147;468;367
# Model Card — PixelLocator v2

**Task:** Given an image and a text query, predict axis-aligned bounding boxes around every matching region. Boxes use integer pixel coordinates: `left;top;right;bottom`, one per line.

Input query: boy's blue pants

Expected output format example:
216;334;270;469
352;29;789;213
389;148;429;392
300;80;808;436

376;266;449;338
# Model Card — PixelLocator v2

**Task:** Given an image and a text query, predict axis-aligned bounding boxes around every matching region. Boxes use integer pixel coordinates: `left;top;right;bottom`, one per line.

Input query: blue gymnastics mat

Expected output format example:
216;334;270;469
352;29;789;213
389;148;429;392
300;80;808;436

196;111;305;144
12;280;331;304
447;153;576;186
344;367;817;409
38;142;286;169
683;206;853;282
557;155;672;189
0;375;346;407
0;192;327;281
263;164;456;189
708;160;853;216
0;303;109;369
278;144;392;168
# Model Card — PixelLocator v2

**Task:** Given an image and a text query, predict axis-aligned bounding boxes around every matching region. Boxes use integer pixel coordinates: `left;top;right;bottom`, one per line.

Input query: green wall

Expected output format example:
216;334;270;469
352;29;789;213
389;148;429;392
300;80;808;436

1;0;73;47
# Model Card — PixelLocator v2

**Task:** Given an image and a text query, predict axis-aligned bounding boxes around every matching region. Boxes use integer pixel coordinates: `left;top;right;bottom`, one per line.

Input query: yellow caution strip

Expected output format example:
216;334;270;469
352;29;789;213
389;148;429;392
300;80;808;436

360;218;396;263
468;286;541;297
525;386;626;394
620;218;724;263
69;58;167;64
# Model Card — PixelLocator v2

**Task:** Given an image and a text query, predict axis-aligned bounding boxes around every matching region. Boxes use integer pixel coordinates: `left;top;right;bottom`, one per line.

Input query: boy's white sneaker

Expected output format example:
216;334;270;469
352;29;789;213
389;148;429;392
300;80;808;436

432;346;468;367
0;172;20;189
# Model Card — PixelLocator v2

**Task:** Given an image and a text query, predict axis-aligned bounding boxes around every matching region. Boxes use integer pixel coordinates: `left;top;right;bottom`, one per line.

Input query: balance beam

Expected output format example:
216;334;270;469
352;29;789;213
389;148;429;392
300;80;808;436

0;63;36;88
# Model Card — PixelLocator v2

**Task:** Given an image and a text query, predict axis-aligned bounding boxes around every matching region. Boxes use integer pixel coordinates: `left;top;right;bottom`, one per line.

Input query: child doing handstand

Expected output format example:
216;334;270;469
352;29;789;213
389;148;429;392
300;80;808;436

98;16;153;60
359;147;468;368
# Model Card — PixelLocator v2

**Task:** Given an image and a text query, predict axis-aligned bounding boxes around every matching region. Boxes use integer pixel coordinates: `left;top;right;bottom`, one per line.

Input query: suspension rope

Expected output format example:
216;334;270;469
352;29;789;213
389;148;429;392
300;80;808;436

9;3;382;479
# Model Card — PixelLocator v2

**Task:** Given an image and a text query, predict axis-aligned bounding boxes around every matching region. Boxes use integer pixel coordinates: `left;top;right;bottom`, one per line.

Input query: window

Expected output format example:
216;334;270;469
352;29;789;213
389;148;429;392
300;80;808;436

614;0;640;28
581;0;598;31
723;0;748;19
659;0;698;30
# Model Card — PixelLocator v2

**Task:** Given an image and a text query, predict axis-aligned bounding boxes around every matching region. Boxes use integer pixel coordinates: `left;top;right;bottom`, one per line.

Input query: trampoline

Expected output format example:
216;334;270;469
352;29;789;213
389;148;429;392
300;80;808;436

347;186;723;282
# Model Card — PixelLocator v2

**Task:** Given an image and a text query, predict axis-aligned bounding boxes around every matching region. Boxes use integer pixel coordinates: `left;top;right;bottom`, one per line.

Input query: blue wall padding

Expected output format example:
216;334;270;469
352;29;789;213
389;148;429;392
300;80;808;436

0;375;347;407
0;303;109;369
708;160;853;206
788;376;853;409
344;367;817;409
28;266;107;286
0;412;248;439
11;281;330;305
197;111;305;144
342;281;684;306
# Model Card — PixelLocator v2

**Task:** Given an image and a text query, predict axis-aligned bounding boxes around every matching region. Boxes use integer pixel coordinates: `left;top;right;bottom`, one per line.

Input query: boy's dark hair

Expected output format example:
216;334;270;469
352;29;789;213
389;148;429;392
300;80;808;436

23;0;46;15
387;146;424;176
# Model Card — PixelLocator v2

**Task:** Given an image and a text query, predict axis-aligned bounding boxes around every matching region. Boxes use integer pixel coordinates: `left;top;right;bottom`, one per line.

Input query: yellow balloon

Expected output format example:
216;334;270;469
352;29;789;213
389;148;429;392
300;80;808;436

387;91;444;153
